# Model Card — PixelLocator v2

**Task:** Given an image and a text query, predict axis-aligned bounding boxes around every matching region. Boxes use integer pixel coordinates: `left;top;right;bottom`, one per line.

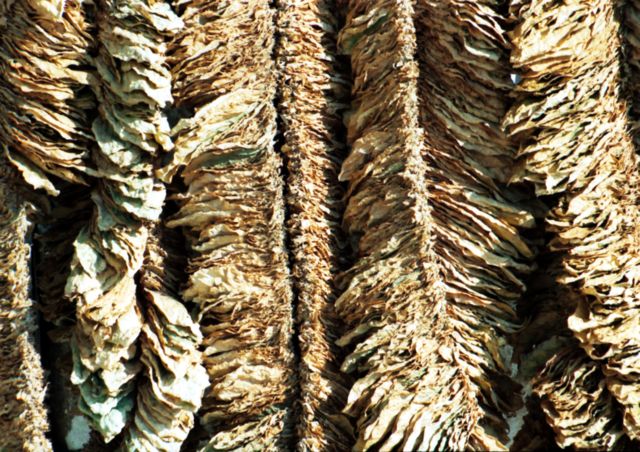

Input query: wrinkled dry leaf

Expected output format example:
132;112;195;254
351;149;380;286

534;346;624;449
0;0;95;195
0;161;52;452
200;410;290;452
123;223;208;452
165;1;296;448
506;0;640;442
65;0;181;441
275;0;353;450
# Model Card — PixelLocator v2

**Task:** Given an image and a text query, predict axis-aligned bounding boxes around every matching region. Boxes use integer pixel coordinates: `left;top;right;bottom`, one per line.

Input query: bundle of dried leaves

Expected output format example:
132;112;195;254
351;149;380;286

275;0;353;449
414;0;537;446
35;186;92;330
4;0;640;450
534;345;624;449
163;1;296;448
0;0;95;196
336;0;503;449
506;0;640;444
65;0;182;441
0;162;52;452
123;223;208;451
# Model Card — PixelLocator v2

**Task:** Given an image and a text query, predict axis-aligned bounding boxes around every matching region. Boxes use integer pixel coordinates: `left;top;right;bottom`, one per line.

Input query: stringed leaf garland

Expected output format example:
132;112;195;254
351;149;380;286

0;0;95;196
413;0;537;445
0;161;52;452
275;0;353;449
65;0;182;441
4;0;640;450
505;0;640;444
122;222;208;451
162;0;297;448
334;1;515;449
0;2;95;449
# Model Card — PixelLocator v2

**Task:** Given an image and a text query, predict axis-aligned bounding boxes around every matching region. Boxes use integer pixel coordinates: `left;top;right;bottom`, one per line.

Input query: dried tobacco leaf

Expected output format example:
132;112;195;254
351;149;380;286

626;0;640;140
534;346;624;449
66;0;181;442
508;255;621;450
505;0;640;442
32;185;98;449
123;223;208;451
35;185;92;329
623;0;640;132
46;335;114;451
165;1;296;448
335;1;517;449
413;0;537;446
0;0;95;196
275;0;353;450
0;162;52;452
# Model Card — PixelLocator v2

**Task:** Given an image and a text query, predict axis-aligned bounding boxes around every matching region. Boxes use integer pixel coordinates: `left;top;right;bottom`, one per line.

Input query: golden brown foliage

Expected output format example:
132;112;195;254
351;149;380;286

506;0;640;443
414;0;536;444
275;0;352;449
0;0;95;196
0;163;52;452
66;0;181;441
164;1;296;448
123;223;208;451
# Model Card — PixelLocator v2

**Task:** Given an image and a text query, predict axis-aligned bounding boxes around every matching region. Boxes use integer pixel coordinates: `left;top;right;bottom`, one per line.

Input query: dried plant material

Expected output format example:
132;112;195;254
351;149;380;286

0;163;52;452
5;0;640;447
46;338;114;451
336;1;517;449
534;347;624;450
412;0;537;445
507;402;558;452
66;0;181;442
508;257;606;450
275;0;352;450
505;260;577;450
33;185;97;448
199;411;293;452
416;0;535;441
123;223;208;451
68;218;145;443
0;0;95;196
416;0;523;183
330;0;536;448
505;0;640;441
165;1;296;448
625;0;640;136
35;185;92;329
